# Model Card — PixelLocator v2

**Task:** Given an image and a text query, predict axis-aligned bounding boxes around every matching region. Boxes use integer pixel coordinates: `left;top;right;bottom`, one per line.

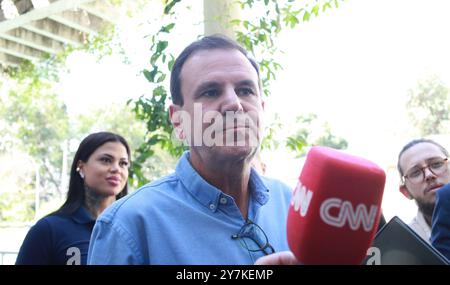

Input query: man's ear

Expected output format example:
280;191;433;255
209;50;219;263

169;104;185;140
169;104;181;127
400;185;413;200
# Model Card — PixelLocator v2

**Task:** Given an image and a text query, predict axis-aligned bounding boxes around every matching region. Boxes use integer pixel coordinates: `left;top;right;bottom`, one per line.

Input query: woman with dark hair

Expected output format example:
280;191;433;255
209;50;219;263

16;132;131;265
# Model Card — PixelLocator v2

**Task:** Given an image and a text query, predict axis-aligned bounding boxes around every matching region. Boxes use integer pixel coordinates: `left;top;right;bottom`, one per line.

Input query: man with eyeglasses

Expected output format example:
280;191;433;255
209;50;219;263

257;138;450;265
397;138;450;243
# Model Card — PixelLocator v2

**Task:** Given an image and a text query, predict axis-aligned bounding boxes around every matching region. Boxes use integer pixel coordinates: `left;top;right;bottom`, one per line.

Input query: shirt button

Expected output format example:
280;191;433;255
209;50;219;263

220;197;227;205
209;204;216;210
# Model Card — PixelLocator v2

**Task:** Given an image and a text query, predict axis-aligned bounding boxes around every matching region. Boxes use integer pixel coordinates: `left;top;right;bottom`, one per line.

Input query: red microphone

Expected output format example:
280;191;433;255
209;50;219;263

287;146;386;264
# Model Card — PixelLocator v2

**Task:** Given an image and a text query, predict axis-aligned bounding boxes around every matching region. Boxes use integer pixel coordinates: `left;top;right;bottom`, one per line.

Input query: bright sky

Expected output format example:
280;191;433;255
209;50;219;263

57;0;450;223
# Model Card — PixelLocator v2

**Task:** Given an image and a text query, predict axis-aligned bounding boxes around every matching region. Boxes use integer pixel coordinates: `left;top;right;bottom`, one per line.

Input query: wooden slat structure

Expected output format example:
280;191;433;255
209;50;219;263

0;0;119;69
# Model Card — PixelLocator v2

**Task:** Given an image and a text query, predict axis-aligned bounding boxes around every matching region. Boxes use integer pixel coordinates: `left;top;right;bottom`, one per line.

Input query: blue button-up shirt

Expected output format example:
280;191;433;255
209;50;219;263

88;152;292;264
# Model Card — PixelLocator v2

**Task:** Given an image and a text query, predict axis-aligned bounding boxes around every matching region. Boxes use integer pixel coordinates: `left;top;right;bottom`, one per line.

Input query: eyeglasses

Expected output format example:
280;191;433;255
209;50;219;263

231;219;275;256
403;157;448;185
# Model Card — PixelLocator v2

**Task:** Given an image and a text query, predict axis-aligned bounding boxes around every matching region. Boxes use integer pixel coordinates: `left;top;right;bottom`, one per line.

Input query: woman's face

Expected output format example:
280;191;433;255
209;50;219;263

78;142;129;197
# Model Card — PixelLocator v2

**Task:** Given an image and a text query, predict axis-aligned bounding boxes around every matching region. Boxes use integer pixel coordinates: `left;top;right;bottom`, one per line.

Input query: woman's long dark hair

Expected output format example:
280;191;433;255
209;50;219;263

52;132;131;216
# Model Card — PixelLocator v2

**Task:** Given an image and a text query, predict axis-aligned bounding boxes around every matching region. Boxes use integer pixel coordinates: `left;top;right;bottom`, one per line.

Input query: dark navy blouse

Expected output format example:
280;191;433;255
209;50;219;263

16;206;95;265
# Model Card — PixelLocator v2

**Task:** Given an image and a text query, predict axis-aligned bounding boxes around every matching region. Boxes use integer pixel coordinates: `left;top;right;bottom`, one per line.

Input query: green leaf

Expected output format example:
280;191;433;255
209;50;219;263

288;14;300;28
143;69;152;82
143;68;157;83
303;11;310;21
148;136;160;146
160;23;175;33
259;18;268;31
272;62;282;71
164;0;181;14
257;33;267;43
323;2;332;12
271;19;280;30
311;5;320;16
156;73;166;83
153;86;167;97
150;53;159;66
168;55;175;71
156;41;168;53
230;19;241;26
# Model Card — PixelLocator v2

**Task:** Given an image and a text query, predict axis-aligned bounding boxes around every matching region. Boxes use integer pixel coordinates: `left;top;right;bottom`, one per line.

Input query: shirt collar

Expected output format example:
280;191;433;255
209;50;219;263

416;209;432;233
71;206;96;224
175;151;270;212
249;167;270;205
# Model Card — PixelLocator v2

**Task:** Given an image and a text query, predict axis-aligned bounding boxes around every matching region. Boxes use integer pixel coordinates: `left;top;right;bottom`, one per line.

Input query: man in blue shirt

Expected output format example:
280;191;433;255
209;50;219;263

88;35;293;264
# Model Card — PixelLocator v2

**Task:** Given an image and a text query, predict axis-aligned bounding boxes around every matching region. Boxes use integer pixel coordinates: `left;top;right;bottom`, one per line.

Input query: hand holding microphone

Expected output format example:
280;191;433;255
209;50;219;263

254;251;298;265
287;146;386;264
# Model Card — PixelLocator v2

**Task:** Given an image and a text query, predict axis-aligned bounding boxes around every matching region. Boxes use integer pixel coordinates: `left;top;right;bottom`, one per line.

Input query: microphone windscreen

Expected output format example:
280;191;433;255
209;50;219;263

287;146;386;264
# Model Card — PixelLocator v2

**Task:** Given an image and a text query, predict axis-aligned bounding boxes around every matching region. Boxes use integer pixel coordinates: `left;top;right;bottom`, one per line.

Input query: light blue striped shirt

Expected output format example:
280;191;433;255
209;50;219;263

88;151;292;264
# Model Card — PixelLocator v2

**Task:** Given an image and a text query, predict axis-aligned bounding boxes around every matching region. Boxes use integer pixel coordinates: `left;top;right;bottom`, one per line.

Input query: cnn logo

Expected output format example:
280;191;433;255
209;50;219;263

291;182;378;232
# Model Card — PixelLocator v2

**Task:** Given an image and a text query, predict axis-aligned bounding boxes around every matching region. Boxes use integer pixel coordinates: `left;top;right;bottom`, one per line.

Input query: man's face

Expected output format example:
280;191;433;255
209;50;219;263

171;48;264;162
399;142;450;216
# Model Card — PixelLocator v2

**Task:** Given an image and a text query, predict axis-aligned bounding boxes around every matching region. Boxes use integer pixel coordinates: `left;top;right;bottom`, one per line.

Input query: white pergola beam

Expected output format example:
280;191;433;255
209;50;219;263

0;52;22;67
48;8;107;35
0;27;65;54
80;0;119;24
23;18;85;46
0;38;45;61
0;0;95;33
1;0;119;66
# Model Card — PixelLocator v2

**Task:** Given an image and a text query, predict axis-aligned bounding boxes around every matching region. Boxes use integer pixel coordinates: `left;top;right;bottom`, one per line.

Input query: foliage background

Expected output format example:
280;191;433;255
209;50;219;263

1;0;449;226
